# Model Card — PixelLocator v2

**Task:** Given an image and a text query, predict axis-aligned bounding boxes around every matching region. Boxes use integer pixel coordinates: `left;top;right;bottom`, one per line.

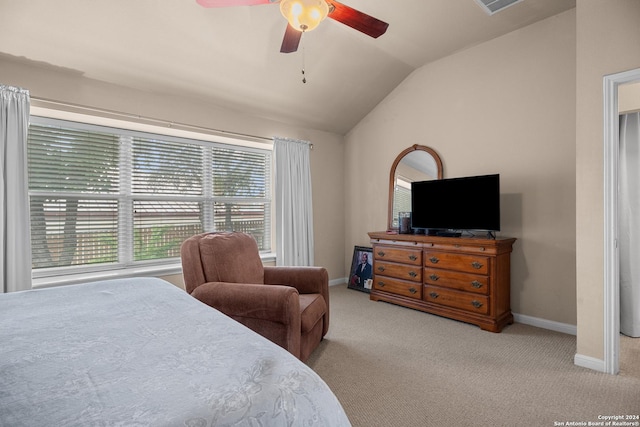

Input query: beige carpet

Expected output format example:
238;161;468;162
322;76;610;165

307;285;640;427
621;334;640;379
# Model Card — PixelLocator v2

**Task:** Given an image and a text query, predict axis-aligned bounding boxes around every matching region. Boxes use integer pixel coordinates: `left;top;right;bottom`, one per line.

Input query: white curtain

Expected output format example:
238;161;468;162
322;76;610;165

620;112;640;337
273;137;314;266
1;85;32;293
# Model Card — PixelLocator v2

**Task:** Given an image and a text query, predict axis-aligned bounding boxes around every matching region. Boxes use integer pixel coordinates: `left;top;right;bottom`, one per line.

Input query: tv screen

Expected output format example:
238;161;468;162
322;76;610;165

411;174;500;232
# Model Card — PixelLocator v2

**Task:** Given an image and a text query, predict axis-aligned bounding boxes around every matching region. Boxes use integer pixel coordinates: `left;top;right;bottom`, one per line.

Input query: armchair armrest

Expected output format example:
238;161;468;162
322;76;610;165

264;266;330;337
191;282;300;326
263;266;328;295
191;282;302;358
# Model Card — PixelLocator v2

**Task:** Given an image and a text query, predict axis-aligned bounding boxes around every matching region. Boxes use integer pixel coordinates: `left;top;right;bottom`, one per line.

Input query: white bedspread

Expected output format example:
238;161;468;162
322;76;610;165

0;278;350;427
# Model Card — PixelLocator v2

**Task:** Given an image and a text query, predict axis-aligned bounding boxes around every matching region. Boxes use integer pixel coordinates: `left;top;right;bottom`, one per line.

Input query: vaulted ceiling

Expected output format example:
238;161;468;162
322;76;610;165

0;0;575;134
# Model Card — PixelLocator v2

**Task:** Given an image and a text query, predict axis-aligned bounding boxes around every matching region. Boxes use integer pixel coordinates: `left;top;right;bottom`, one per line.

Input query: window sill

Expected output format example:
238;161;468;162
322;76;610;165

32;263;184;289
32;252;277;289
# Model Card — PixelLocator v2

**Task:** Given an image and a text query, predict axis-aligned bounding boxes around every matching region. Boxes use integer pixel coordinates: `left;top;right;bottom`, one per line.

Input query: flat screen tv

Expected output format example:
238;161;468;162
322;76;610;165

411;174;500;234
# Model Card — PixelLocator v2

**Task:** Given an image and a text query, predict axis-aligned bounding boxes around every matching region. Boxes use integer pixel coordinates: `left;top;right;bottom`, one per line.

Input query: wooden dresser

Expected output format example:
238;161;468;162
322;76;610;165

368;231;516;332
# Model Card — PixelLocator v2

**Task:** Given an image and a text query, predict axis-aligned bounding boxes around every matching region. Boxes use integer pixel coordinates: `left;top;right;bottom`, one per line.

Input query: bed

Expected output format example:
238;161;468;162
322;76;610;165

0;277;351;426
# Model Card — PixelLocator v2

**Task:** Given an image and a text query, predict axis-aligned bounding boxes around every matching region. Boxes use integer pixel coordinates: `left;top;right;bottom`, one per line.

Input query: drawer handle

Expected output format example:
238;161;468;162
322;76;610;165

378;281;385;287
377;266;386;272
471;261;483;270
471;280;483;289
408;271;417;278
409;287;417;294
471;300;483;308
429;274;440;281
377;250;386;257
429;292;439;299
429;256;440;264
409;254;418;261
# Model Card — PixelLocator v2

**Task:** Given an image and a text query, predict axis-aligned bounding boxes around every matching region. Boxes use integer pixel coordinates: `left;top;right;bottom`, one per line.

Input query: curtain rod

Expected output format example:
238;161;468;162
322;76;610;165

30;96;274;144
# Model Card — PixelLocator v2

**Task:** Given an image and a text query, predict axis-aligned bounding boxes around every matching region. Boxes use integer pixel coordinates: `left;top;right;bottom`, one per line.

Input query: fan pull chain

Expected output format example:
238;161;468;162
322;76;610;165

301;32;307;84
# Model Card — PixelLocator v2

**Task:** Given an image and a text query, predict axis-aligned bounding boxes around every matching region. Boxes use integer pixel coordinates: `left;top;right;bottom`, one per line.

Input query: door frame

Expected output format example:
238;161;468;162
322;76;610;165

603;67;640;374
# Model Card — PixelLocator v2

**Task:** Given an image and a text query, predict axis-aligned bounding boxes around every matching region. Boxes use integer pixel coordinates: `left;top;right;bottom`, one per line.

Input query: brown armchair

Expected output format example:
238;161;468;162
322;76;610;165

180;231;329;362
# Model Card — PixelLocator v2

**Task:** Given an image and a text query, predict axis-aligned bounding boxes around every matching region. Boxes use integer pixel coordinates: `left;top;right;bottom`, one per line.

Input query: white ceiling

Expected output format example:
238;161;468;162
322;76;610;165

0;0;575;134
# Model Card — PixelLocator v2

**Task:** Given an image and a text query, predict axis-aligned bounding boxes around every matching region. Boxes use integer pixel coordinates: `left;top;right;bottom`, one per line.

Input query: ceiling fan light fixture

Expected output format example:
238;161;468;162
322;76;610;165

280;0;329;32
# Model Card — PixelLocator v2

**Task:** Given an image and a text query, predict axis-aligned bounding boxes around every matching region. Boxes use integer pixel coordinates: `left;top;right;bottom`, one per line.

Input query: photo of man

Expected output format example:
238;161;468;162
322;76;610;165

348;247;373;293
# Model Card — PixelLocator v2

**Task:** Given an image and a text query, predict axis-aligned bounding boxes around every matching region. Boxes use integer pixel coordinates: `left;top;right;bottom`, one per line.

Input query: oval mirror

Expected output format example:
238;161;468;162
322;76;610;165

388;145;443;231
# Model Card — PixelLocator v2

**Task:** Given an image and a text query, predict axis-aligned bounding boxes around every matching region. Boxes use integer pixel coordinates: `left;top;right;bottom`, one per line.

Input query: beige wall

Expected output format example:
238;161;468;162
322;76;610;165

345;10;577;324
575;0;640;361
0;55;345;283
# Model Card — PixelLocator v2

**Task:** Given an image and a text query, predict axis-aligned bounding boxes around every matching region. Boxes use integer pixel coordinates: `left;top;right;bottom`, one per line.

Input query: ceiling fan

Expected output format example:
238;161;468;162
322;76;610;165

196;0;389;53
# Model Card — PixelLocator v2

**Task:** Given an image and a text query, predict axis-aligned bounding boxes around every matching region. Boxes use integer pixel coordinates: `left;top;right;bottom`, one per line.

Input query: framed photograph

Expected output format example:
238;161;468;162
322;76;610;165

348;246;373;293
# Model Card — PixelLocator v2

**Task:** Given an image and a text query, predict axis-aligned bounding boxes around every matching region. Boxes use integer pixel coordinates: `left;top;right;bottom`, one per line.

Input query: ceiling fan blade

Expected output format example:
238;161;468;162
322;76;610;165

326;0;388;38
196;0;273;7
280;24;302;53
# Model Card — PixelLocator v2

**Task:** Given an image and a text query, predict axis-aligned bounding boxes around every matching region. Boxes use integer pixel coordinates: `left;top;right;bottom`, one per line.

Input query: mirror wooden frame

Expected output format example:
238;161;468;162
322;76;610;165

388;144;443;231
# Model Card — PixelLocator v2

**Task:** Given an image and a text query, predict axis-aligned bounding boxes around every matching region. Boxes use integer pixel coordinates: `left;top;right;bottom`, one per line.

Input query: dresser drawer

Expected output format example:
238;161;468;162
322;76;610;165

423;242;496;255
374;246;422;266
424;268;489;295
424;251;489;275
374;261;422;282
424;286;489;315
374;276;422;299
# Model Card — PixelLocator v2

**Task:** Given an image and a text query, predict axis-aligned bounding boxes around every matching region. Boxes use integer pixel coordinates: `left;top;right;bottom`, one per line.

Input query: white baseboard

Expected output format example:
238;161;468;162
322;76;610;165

574;353;606;372
329;285;578;335
330;277;347;287
513;313;577;335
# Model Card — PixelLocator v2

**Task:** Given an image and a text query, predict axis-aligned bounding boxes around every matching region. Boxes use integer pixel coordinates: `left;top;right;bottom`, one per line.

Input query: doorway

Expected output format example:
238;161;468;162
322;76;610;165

603;67;640;375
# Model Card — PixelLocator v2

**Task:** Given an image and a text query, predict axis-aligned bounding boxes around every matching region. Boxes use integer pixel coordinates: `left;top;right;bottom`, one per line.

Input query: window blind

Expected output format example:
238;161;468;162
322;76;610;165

28;117;272;275
28;125;120;193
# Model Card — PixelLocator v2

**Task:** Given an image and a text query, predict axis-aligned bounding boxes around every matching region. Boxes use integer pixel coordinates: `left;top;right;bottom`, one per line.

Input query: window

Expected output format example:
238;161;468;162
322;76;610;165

391;175;412;228
28;116;272;279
